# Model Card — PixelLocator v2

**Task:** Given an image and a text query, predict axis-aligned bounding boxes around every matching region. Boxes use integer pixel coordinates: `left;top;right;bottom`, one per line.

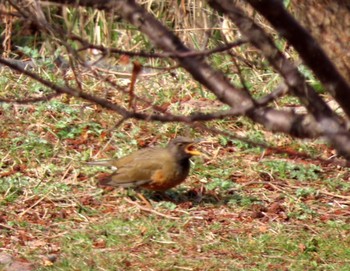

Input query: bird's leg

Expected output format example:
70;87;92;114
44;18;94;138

126;188;153;208
135;191;153;209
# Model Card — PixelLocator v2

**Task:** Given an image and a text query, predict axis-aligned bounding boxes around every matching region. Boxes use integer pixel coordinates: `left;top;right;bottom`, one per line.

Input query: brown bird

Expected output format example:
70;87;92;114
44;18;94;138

86;137;201;191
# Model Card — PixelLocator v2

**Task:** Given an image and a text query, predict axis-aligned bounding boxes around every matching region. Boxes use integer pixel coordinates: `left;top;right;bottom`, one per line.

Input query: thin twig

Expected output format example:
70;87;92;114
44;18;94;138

19;191;51;217
0;92;62;104
0;223;15;231
73;34;247;58
124;197;180;220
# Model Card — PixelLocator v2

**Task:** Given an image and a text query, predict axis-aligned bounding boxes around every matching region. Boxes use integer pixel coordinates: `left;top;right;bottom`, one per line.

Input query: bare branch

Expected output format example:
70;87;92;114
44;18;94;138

208;0;350;159
0;57;253;123
19;0;325;139
73;35;248;58
0;92;62;104
49;0;254;108
194;123;348;166
256;83;289;106
0;57;130;118
0;55;317;139
247;0;350;119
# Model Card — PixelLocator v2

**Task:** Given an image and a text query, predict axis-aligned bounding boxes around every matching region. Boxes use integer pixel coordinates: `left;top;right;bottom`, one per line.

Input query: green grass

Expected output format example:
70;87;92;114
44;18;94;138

1;10;350;269
1;64;349;270
31;211;350;270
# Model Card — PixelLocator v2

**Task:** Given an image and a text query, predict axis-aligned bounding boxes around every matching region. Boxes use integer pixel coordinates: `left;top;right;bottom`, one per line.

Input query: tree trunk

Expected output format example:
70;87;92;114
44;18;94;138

291;0;350;84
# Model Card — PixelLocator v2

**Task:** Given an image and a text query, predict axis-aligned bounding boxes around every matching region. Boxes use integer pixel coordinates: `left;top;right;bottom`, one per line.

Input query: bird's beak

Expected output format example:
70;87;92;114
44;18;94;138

185;143;202;156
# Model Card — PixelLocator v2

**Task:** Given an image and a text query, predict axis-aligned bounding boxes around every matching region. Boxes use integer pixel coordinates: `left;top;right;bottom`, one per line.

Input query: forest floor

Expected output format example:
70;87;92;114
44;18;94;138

1;64;350;271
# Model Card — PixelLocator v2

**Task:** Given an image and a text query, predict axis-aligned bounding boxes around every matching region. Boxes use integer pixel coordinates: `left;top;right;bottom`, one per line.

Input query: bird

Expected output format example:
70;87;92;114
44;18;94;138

86;137;201;192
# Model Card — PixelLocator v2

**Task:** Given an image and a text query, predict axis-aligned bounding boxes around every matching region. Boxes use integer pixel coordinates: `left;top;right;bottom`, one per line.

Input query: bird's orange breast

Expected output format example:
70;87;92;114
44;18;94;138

140;168;187;191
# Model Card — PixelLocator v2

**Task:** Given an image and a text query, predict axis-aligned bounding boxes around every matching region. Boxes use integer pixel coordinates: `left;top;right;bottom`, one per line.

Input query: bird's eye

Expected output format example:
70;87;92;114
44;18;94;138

186;144;194;151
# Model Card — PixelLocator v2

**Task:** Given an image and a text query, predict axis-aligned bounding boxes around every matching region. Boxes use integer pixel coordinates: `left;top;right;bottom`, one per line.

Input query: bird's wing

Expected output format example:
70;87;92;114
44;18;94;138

113;147;163;166
100;151;173;188
85;160;114;167
86;147;166;168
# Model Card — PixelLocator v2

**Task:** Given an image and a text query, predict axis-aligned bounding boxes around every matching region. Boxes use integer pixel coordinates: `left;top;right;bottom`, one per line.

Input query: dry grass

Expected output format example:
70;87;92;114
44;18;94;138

1;60;350;270
1;2;349;270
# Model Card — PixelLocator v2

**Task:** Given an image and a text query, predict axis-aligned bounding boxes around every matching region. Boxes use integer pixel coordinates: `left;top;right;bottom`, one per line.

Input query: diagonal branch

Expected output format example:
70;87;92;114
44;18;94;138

208;0;350;159
0;92;62;104
0;57;255;123
73;35;248;59
9;0;336;143
49;0;323;139
246;0;350;119
0;55;318;138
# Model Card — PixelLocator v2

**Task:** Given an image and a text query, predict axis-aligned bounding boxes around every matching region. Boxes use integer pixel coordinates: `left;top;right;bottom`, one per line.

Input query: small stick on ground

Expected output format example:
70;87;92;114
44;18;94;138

124;197;180;220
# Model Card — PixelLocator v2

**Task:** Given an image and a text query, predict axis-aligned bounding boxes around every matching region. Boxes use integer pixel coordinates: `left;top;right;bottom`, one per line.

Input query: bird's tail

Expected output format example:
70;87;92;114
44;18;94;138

85;160;113;167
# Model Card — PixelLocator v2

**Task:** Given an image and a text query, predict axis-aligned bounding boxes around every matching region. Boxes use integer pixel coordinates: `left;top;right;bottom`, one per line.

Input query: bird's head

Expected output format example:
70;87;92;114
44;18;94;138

168;137;202;160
